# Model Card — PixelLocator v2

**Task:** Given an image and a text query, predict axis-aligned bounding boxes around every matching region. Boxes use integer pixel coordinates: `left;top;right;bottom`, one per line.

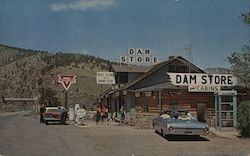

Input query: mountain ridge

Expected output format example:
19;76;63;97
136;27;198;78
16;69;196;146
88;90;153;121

0;44;113;111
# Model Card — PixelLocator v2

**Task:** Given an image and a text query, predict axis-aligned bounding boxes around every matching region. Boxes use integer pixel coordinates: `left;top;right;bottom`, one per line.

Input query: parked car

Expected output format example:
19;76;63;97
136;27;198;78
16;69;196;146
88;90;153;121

152;109;209;137
43;107;61;125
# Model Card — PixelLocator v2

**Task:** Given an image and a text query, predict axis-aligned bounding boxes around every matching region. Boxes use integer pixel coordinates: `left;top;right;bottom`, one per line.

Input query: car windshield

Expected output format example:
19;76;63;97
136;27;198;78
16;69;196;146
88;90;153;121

46;108;59;113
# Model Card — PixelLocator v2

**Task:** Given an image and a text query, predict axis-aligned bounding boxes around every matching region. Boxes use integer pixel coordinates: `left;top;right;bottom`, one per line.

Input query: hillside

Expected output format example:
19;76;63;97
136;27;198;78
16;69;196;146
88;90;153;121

0;44;113;111
0;44;36;66
204;67;232;74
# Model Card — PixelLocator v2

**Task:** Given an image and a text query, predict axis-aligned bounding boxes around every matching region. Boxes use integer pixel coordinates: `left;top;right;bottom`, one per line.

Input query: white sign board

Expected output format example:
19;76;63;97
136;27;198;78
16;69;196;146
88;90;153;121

135;92;140;97
145;91;152;97
215;90;237;96
123;90;127;95
96;72;115;84
188;85;221;92
168;73;237;86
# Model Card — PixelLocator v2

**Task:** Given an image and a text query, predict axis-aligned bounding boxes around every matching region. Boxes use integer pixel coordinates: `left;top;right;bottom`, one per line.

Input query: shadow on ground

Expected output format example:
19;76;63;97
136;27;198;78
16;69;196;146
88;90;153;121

164;134;210;141
155;132;209;141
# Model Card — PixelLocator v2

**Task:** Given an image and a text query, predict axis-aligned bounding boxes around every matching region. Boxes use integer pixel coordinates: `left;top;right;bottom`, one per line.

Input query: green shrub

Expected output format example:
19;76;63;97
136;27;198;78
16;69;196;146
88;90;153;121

237;100;250;137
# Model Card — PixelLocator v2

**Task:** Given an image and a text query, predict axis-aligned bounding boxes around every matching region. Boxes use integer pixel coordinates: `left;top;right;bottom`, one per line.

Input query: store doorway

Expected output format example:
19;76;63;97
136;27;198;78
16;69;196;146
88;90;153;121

143;98;148;112
197;103;207;123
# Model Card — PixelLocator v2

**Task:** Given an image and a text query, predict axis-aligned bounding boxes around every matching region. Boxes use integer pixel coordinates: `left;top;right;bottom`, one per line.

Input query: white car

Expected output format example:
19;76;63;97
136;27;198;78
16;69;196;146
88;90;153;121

152;110;209;136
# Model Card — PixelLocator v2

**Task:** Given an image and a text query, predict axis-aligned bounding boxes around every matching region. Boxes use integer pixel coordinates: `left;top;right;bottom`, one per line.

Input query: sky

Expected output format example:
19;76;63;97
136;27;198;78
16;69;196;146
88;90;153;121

0;0;249;69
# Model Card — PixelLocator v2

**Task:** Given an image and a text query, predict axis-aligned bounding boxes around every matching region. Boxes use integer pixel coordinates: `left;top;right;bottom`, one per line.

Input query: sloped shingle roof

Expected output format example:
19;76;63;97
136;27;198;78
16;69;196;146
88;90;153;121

110;64;152;73
134;82;187;92
118;56;205;91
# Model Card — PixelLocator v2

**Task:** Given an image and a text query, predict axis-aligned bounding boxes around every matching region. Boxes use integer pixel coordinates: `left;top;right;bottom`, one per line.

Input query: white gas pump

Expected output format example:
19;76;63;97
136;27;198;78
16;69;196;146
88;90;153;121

76;108;87;125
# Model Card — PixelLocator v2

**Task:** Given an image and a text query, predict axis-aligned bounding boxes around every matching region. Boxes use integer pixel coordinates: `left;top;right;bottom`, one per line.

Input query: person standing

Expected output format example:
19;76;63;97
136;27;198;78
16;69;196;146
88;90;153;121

172;109;179;119
96;106;101;125
120;106;125;125
40;105;45;123
60;106;67;125
101;105;108;125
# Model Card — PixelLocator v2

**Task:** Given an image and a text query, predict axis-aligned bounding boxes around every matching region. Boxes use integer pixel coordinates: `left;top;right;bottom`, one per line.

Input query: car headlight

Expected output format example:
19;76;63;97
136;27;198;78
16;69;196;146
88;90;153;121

203;127;209;132
168;126;174;131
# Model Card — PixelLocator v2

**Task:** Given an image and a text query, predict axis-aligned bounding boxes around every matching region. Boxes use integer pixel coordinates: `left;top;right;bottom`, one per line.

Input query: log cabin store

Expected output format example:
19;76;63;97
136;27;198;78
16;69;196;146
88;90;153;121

100;55;250;129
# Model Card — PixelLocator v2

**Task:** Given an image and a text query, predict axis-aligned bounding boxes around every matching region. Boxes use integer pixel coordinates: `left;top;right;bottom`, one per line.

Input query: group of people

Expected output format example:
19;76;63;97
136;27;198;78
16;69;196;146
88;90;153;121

160;110;194;120
95;105;109;125
95;105;126;125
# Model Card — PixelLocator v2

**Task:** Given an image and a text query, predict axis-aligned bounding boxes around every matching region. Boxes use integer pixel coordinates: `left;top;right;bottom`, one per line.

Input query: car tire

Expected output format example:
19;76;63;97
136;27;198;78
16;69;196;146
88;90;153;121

153;124;157;133
154;128;157;133
161;129;164;137
45;121;48;125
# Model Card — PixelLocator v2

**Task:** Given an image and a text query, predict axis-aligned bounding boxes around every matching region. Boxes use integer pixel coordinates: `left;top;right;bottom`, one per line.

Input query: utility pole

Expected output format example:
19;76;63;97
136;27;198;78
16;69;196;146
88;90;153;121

100;84;103;94
185;44;193;73
172;44;193;72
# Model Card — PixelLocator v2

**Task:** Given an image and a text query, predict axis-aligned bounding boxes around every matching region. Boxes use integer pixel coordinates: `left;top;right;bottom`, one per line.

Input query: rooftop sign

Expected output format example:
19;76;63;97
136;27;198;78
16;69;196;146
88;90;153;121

120;48;159;64
168;73;237;86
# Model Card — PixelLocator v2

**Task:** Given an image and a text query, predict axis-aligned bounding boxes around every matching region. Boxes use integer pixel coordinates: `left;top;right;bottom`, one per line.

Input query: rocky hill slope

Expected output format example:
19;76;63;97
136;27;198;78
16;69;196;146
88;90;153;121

0;44;113;111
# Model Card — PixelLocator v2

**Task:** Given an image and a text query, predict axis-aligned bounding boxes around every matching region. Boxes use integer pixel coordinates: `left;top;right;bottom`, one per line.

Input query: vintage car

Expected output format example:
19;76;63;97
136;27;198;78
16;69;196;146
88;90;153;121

43;107;61;125
152;109;209;136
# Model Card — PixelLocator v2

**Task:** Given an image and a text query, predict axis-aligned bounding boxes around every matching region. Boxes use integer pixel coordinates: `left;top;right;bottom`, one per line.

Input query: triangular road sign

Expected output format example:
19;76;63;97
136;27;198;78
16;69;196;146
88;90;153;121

58;75;76;91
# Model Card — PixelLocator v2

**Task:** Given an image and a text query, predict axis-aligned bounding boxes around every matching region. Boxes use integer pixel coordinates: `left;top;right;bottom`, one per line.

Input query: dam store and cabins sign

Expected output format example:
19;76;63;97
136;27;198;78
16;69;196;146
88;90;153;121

167;73;237;92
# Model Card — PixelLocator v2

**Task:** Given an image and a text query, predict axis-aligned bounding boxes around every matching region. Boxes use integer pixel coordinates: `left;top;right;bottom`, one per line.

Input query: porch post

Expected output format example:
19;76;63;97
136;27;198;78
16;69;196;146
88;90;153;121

158;90;162;113
233;95;237;127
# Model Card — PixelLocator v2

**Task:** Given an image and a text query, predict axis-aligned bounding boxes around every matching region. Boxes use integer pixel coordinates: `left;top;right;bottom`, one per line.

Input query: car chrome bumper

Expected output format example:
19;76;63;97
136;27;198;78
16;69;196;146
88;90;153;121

166;128;209;136
44;117;60;121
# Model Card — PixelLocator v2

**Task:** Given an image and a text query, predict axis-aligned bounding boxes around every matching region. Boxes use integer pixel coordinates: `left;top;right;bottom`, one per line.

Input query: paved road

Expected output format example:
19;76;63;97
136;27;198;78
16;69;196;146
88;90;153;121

0;112;250;156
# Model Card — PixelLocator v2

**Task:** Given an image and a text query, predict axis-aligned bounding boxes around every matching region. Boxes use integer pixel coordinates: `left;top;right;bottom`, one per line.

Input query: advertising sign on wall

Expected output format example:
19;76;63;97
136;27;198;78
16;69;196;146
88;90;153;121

145;91;152;97
188;85;221;92
135;92;140;97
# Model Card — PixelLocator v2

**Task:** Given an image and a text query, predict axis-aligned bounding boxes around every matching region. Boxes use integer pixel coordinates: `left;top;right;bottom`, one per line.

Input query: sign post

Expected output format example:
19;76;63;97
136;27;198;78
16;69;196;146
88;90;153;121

65;90;68;111
58;75;76;110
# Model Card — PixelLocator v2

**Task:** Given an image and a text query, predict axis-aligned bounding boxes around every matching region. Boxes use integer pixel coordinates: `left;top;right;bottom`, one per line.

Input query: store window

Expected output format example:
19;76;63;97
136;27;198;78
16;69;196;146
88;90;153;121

143;99;148;112
169;99;179;110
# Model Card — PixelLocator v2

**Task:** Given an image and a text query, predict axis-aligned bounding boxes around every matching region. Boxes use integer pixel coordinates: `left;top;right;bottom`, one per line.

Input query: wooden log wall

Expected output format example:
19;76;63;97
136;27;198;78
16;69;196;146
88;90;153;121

135;89;215;114
135;91;159;113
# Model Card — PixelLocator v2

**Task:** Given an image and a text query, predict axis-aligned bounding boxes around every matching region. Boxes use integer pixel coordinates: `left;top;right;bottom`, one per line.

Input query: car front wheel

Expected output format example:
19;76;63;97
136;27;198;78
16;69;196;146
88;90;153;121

153;124;157;133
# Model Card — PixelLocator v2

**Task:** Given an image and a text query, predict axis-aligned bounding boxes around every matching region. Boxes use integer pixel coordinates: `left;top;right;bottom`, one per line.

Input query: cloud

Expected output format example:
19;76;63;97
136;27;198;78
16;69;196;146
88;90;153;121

50;0;118;12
